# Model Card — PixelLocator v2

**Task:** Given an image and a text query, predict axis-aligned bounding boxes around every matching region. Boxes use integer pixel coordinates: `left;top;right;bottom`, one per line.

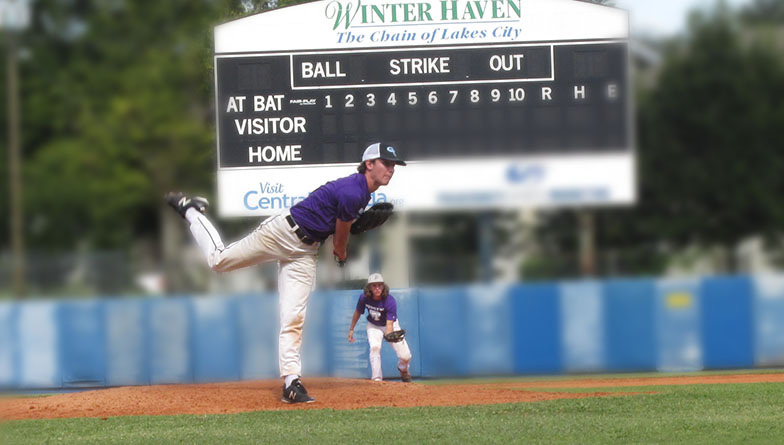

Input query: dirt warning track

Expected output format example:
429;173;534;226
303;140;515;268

2;373;783;420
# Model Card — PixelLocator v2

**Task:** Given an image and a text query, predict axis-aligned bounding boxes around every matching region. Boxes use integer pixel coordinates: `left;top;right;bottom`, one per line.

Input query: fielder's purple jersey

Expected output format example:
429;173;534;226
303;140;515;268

355;294;398;327
290;173;370;242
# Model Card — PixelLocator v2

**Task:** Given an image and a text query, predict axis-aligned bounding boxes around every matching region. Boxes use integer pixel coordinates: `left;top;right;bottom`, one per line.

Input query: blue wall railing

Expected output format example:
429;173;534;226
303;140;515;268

1;274;781;389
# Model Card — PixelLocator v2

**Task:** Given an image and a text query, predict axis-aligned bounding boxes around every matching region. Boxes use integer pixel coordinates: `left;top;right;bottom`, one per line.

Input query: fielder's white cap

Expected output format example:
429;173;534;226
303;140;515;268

367;273;385;284
361;142;406;166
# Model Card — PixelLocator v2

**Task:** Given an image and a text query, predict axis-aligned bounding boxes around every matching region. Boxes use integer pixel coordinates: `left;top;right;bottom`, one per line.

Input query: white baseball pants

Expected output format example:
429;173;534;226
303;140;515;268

366;320;412;381
186;209;319;377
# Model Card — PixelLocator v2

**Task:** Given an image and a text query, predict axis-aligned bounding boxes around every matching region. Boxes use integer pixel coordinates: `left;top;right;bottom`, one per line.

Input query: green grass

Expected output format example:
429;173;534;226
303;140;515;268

3;381;784;444
420;367;784;386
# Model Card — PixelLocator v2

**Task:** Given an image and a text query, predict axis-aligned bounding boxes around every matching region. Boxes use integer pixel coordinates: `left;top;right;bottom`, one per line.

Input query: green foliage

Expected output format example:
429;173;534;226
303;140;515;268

627;11;784;248
23;139;150;249
534;7;784;275
13;0;265;249
5;380;784;443
741;0;784;24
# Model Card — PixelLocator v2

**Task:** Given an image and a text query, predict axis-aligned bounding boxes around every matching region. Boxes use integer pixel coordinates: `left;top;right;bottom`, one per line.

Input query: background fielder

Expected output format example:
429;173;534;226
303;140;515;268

348;273;413;382
166;142;406;403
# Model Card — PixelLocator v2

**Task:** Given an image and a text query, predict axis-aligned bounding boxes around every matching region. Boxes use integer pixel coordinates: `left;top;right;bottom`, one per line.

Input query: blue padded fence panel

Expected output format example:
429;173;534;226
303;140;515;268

701;276;753;369
148;298;192;384
59;301;106;387
236;293;279;380
328;290;370;378
752;276;784;366
418;286;469;377
105;299;148;386
380;288;421;379
560;281;605;372
301;290;332;377
191;297;240;382
655;279;702;372
604;279;657;371
0;302;16;387
513;283;562;374
17;301;59;388
466;284;514;375
4;273;780;390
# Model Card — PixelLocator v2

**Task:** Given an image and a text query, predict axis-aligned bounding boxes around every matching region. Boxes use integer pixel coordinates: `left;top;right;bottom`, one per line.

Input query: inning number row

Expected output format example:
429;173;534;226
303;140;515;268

323;88;530;109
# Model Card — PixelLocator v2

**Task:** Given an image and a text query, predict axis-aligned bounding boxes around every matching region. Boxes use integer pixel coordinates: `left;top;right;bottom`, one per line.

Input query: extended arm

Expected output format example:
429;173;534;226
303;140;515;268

348;310;361;343
333;218;352;262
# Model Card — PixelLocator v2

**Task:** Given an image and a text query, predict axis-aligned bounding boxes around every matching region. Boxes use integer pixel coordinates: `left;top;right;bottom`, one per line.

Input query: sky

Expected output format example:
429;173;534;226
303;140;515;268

612;0;754;36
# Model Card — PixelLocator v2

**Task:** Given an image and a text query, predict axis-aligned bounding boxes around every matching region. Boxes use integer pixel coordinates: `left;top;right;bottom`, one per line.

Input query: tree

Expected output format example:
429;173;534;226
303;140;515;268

529;7;784;277
16;0;260;250
626;10;784;247
741;0;784;24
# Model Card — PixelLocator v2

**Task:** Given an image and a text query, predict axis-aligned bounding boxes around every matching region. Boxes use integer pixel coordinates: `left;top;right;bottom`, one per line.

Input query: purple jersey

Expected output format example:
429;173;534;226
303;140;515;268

290;173;370;242
355;293;398;327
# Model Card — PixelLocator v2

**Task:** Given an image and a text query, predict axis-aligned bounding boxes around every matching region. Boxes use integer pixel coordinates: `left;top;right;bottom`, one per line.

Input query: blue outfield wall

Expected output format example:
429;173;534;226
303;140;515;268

0;274;779;389
467;284;515;376
513;283;561;374
753;276;784;366
604;279;657;372
59;301;106;387
700;276;754;369
418;286;468;377
559;281;604;373
655;278;703;372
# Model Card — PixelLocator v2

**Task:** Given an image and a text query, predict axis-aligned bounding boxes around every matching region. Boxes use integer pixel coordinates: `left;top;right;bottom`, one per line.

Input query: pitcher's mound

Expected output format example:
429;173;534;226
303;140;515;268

4;373;783;420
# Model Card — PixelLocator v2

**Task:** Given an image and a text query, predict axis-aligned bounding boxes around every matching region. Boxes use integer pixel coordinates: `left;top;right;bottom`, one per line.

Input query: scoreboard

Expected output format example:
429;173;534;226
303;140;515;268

216;41;627;168
213;0;633;216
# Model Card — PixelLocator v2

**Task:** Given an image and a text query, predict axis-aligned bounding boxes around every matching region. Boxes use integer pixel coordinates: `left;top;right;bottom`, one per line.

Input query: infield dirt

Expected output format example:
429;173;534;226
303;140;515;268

3;373;783;420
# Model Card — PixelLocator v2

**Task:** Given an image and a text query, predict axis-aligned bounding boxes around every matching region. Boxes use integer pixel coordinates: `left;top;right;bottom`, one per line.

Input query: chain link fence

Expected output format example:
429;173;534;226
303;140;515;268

0;251;137;297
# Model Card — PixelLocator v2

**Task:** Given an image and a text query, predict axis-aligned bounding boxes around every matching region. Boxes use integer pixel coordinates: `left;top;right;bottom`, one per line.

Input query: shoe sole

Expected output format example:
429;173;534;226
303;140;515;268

280;397;316;404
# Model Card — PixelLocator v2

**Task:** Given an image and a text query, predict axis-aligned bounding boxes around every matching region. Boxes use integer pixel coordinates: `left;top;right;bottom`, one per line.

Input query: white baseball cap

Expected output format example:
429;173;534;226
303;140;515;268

367;273;385;284
361;142;407;166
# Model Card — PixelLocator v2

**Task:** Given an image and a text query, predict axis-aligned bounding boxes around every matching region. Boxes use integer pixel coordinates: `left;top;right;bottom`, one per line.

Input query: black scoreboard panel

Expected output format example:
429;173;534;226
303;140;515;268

216;41;629;168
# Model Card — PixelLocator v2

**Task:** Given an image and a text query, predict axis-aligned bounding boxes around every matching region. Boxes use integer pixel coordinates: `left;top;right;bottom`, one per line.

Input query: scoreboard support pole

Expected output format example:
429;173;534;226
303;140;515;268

578;210;596;277
479;212;494;282
6;32;25;297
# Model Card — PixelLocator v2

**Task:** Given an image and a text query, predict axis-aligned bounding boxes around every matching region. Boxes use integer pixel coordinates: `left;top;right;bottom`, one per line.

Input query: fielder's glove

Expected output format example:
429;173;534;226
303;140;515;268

384;329;406;343
350;203;394;235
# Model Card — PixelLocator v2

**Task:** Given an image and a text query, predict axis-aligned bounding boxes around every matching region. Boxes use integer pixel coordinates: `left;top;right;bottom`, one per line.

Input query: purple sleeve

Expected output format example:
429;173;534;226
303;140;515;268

355;294;366;313
385;296;398;322
336;189;365;221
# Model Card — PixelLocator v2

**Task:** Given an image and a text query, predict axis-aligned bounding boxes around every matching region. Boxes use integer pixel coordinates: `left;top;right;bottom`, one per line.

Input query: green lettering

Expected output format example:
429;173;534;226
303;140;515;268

388;3;399;21
492;0;505;18
328;0;364;30
441;0;458;20
473;1;487;18
507;0;521;18
462;1;477;19
404;3;416;21
371;4;384;23
419;2;433;21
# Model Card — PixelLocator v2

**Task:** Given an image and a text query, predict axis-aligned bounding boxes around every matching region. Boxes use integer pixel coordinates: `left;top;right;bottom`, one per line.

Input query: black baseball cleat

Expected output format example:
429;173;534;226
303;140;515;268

400;369;413;383
165;192;209;219
281;378;315;404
